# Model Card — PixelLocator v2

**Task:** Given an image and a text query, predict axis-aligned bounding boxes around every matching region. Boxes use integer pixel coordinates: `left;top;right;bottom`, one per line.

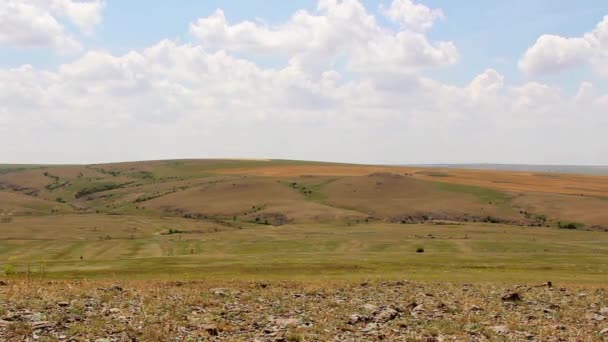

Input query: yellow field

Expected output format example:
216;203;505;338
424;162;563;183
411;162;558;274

1;159;608;283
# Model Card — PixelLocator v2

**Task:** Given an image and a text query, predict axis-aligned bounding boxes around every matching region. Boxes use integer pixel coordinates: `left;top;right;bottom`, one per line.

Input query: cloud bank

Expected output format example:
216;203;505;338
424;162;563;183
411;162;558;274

0;0;607;165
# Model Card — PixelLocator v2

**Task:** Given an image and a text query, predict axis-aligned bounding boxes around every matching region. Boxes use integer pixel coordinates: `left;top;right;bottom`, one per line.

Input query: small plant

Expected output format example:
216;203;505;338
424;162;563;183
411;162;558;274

164;229;183;235
416;247;425;253
4;256;16;275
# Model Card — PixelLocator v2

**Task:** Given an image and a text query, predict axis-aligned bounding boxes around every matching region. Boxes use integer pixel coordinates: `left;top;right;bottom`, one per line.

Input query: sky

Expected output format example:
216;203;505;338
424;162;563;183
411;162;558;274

1;0;607;165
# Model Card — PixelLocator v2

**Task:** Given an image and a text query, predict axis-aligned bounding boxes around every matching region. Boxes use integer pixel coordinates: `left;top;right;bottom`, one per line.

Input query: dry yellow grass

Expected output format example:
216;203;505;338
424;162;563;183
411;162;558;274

216;164;608;196
1;279;607;341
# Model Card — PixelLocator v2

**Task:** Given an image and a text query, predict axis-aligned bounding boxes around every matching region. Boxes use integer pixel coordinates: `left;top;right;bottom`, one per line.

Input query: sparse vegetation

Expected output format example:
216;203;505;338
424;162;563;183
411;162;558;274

74;182;133;199
0;280;606;340
1;159;608;339
558;221;584;230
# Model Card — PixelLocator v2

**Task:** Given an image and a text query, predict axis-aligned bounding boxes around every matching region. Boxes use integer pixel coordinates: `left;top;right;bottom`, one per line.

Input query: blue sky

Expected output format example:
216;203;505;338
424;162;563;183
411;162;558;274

1;0;607;164
3;0;606;90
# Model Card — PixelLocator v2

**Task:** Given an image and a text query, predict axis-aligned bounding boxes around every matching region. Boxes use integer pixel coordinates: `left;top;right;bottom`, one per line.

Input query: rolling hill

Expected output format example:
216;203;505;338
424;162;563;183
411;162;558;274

1;159;607;229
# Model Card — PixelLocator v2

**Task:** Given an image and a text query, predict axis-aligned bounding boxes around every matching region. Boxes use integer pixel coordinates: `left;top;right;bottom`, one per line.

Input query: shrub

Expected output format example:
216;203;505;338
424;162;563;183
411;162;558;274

4;257;16;275
558;221;583;229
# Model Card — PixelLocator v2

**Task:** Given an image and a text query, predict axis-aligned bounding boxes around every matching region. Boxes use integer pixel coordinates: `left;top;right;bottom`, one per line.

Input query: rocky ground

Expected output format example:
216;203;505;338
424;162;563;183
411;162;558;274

0;279;607;341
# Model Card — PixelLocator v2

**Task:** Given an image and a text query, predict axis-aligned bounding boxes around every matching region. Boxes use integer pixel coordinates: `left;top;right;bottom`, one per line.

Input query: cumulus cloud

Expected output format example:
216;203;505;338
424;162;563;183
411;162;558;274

190;0;457;73
1;37;607;165
468;69;504;100
381;0;444;32
1;0;607;165
0;0;105;53
519;15;608;77
48;0;106;35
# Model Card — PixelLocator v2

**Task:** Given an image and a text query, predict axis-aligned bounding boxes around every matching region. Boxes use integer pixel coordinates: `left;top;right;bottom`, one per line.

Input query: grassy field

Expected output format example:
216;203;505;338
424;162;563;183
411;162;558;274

0;159;607;283
1;215;607;284
2;160;608;340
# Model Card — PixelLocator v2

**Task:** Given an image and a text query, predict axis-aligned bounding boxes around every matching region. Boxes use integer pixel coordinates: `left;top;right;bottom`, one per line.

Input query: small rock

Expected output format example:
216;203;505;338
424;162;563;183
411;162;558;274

361;322;378;333
501;292;522;302
0;280;8;286
274;318;299;327
57;301;70;307
373;307;399;323
362;304;378;311
108;308;121;314
211;288;228;296
31;321;52;330
588;314;605;322
29;312;46;322
599;328;608;336
412;304;425;313
600;307;608;315
202;323;218;336
348;314;366;325
491;325;510;335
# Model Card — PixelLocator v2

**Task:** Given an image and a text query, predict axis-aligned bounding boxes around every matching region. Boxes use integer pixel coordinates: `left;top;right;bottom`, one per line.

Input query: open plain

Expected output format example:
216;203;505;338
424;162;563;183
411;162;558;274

1;159;608;340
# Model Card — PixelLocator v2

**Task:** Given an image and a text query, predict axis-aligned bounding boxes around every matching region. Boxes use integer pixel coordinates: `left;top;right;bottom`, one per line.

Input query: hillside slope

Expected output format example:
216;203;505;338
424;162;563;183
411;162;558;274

1;159;607;229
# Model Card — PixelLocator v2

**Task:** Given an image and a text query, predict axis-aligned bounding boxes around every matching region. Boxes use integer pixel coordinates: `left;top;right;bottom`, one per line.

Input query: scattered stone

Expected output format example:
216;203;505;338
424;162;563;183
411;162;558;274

202;323;218;336
373;307;399;323
31;321;52;330
491;325;510;335
588;314;605;322
348;314;366;325
0;280;605;340
274;318;299;327
412;304;425;313
0;281;8;286
501;292;522;302
362;303;378;311
30;312;46;322
100;285;123;292
211;288;228;296
361;322;378;333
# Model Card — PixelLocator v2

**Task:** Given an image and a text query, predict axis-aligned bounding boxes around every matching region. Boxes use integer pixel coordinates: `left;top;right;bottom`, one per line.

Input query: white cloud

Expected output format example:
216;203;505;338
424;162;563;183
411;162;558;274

49;0;105;35
1;38;607;165
468;69;504;99
519;16;608;77
190;0;457;74
1;1;607;165
381;0;444;32
0;0;104;53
